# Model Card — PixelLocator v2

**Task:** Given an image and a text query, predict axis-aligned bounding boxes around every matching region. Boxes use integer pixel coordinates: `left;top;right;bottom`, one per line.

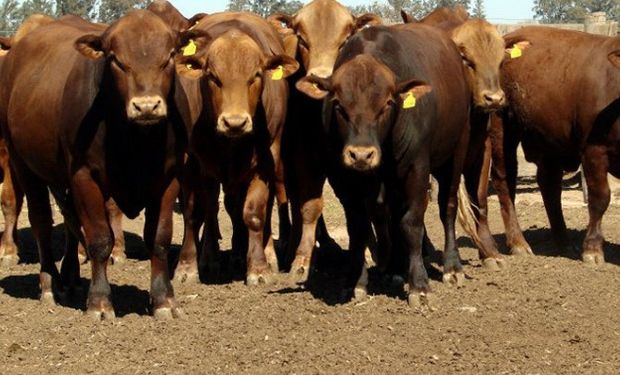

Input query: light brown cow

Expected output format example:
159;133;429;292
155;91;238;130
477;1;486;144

174;12;298;285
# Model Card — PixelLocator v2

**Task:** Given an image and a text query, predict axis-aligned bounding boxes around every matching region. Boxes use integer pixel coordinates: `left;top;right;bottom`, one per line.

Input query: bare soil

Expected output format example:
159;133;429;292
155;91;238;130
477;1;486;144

1;154;620;374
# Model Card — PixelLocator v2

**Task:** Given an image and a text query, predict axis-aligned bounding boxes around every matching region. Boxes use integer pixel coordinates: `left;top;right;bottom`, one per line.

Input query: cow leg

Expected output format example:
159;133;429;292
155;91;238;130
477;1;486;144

224;191;248;278
489;115;532;256
107;199;125;264
288;176;325;284
18;170;59;305
537;158;572;253
275;159;291;252
71;168;115;320
144;179;182;319
580;145;609;265
175;159;204;283
341;197;372;302
263;190;279;273
401;161;433;308
198;178;222;282
60;225;81;298
0;157;23;267
243;175;273;286
464;137;505;270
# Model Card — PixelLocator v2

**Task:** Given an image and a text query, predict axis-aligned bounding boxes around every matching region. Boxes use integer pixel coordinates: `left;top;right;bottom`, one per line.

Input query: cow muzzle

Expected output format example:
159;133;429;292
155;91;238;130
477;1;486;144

127;96;167;125
343;145;381;172
479;89;506;111
217;113;253;137
306;67;333;79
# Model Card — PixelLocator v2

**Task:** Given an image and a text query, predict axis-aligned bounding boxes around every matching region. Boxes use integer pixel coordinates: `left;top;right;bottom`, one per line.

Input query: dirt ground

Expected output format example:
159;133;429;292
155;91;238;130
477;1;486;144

1;153;620;374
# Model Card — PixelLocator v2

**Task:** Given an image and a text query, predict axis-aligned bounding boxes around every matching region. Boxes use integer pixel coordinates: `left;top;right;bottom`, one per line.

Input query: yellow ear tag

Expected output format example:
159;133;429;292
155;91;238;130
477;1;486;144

510;45;522;59
183;40;197;57
272;65;284;81
403;92;416;109
186;64;193;70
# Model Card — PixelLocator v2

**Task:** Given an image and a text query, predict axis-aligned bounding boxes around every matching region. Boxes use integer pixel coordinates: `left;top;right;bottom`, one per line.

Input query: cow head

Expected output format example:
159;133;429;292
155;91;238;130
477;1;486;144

452;19;508;112
268;0;381;83
297;55;431;172
175;29;298;138
75;10;178;126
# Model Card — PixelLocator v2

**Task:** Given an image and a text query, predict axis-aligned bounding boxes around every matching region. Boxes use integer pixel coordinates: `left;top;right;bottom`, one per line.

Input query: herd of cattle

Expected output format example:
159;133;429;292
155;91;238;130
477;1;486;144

0;0;617;320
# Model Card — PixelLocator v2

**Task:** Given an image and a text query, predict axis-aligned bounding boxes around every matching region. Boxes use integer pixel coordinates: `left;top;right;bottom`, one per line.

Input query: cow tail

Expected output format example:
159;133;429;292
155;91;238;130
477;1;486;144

456;177;483;250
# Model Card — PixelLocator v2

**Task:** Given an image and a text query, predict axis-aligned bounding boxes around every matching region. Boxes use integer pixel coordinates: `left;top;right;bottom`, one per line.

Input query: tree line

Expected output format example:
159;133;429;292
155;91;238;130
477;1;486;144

0;0;148;32
533;0;619;23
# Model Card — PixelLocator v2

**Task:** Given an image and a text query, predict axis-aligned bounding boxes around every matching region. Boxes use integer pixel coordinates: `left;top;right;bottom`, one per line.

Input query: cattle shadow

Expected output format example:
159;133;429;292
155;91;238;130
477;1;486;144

487;174;584;197
457;227;620;267
0;273;151;317
5;225;147;264
270;244;450;306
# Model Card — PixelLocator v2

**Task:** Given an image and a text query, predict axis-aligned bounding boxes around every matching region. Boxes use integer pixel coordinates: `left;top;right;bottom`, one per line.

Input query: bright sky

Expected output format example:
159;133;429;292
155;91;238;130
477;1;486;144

170;0;535;23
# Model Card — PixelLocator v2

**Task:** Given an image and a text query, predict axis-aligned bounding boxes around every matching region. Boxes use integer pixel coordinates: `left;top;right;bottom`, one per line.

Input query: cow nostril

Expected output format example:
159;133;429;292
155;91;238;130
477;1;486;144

365;150;375;161
133;102;142;112
152;100;161;111
349;150;357;161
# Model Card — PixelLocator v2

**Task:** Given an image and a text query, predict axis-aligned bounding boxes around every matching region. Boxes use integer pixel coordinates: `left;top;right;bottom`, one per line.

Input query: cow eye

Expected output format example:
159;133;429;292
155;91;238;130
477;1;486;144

161;57;173;70
462;56;475;70
207;71;222;88
297;34;309;49
335;104;349;122
249;72;262;85
111;55;128;72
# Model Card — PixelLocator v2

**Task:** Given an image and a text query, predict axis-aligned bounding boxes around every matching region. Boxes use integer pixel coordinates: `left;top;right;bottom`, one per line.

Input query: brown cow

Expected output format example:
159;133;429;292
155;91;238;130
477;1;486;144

0;11;189;319
268;0;381;282
491;26;620;265
402;7;533;267
297;23;471;305
174;12;298;285
0;14;54;266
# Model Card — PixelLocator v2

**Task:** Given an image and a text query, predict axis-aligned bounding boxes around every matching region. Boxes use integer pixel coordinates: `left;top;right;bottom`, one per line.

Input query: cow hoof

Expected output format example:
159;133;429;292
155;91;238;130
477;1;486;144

511;245;533;257
247;272;273;286
483;257;507;271
110;253;127;265
153;306;185;320
86;308;116;321
0;254;19;267
40;291;56;306
289;265;309;285
175;263;199;284
353;286;368;301
582;252;605;266
408;291;436;310
78;253;88;265
442;271;465;287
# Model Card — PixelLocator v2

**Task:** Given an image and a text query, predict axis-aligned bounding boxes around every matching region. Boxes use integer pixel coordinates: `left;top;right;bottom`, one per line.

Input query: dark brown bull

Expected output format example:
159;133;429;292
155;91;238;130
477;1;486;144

491;26;620;265
268;0;381;282
298;23;471;305
0;14;54;266
403;7;533;267
174;12;298;285
0;11;189;319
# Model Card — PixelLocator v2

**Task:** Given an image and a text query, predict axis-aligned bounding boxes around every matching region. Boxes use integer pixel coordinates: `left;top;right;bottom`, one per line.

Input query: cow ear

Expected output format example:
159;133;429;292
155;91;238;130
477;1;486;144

0;36;11;50
401;10;417;24
187;13;207;30
609;50;620;70
264;54;299;80
267;13;295;36
75;34;104;60
174;30;211;79
296;74;332;100
396;80;432;108
504;39;531;60
355;13;382;31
